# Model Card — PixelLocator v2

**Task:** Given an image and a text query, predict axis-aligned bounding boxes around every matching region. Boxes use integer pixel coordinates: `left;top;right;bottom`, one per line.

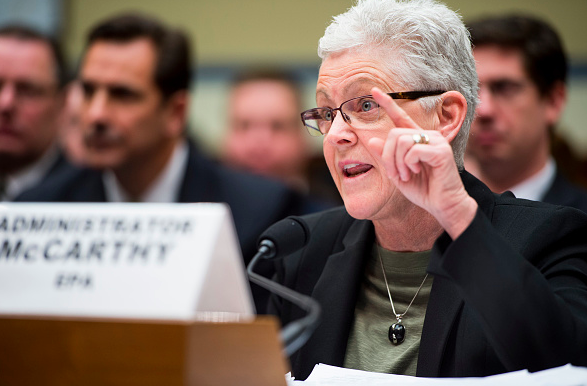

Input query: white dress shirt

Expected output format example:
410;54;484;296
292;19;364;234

509;157;556;202
103;140;189;203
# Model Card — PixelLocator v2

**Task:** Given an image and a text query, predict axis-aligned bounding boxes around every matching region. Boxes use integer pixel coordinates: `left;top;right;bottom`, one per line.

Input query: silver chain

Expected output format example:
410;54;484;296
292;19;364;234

377;247;429;322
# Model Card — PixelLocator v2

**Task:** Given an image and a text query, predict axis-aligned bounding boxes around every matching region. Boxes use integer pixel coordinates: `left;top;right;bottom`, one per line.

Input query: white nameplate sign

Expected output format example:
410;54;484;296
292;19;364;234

0;203;254;320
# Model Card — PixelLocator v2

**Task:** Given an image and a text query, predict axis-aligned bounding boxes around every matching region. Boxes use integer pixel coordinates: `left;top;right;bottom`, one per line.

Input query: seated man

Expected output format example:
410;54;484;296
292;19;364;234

222;69;311;191
465;14;587;212
16;14;320;313
222;68;341;206
0;25;70;201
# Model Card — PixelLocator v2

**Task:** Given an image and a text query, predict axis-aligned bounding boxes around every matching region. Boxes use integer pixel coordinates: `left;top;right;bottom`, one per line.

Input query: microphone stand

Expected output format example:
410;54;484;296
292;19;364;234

247;240;321;357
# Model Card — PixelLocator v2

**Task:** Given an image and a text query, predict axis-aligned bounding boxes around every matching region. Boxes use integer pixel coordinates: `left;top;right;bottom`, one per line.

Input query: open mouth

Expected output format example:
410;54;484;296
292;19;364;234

343;163;373;178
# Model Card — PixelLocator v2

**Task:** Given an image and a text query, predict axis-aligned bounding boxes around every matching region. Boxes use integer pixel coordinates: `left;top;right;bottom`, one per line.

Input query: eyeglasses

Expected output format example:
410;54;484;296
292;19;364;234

300;90;445;136
0;80;58;102
481;79;529;101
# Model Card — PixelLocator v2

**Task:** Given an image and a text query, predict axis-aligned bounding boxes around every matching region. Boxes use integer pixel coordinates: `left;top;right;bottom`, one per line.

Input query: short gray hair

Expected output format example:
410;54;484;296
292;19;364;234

318;0;478;169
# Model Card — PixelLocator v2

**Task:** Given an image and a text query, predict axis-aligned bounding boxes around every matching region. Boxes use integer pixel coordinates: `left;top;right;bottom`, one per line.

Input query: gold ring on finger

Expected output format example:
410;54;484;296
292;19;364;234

412;133;429;145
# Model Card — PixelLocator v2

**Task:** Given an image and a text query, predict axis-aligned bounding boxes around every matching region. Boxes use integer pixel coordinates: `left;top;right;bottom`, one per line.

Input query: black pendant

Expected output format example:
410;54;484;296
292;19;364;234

389;323;405;345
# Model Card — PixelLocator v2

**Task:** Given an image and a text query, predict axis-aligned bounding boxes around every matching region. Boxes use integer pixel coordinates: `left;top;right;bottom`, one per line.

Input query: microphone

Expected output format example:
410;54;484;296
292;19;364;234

247;216;321;357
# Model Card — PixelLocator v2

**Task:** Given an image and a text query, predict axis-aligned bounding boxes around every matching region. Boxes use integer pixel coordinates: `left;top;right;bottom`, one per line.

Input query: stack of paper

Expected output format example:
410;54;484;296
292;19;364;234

286;363;587;386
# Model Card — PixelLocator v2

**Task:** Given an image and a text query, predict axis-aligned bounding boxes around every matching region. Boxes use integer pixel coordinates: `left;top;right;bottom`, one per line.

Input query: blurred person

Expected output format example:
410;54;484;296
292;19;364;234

465;15;587;212
267;0;587;380
222;69;341;204
0;25;70;201
223;69;310;190
17;13;321;312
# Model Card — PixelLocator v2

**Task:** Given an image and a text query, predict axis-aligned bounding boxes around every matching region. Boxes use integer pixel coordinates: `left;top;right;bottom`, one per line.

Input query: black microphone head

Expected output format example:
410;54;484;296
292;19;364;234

258;216;310;259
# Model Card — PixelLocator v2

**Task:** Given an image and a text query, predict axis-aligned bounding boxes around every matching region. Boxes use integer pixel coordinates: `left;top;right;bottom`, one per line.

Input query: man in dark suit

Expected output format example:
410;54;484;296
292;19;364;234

0;25;70;201
465;15;587;212
16;14;324;313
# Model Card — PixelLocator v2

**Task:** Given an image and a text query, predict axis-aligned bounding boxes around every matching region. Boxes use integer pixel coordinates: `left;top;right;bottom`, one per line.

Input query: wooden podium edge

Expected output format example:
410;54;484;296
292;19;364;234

0;315;289;386
185;316;289;386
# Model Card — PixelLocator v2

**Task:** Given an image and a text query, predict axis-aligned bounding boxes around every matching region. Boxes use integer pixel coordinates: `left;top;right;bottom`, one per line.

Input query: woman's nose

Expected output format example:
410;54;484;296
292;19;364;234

325;112;357;147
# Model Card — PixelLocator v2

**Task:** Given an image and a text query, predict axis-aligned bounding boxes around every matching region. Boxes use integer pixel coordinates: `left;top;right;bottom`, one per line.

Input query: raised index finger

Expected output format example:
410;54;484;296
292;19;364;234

372;87;421;130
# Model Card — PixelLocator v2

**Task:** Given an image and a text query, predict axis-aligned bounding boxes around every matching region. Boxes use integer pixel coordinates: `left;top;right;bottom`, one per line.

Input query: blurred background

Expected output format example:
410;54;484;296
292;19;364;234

1;0;586;160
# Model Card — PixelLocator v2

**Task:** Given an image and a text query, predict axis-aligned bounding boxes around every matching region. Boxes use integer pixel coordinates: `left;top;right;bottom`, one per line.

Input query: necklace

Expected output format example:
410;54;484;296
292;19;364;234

377;247;429;345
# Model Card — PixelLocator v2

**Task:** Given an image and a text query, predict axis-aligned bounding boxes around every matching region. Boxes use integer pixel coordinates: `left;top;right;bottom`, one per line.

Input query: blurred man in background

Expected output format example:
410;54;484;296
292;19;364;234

0;25;69;201
222;69;310;191
17;14;322;312
465;14;587;212
222;69;341;205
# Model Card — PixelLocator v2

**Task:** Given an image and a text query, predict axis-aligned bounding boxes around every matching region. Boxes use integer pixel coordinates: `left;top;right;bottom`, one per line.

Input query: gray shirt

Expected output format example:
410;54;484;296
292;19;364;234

343;243;433;376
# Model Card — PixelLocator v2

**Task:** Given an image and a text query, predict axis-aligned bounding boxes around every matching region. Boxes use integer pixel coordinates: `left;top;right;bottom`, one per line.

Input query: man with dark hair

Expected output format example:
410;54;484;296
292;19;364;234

75;14;191;200
17;14;320;312
465;14;587;212
0;25;69;201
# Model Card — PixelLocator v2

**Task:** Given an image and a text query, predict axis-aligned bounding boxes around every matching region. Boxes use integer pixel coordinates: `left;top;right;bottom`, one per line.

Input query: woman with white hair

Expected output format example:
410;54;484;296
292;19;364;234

268;0;587;380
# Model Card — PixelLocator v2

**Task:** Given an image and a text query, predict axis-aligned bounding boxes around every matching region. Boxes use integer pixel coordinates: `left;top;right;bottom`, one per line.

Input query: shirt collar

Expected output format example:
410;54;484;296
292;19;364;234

509;157;556;202
103;140;189;203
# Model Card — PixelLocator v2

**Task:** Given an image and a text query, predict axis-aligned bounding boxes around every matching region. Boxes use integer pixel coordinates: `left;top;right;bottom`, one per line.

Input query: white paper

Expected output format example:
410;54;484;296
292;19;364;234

292;363;587;386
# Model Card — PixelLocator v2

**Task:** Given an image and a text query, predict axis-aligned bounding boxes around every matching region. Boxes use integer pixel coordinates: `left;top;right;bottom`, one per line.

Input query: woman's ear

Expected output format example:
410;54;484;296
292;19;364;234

435;91;467;144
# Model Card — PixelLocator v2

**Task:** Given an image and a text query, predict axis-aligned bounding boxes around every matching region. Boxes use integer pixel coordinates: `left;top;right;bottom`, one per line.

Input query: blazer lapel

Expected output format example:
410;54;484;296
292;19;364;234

417;267;463;376
295;219;374;372
178;140;211;203
542;170;584;208
72;170;108;202
417;171;497;376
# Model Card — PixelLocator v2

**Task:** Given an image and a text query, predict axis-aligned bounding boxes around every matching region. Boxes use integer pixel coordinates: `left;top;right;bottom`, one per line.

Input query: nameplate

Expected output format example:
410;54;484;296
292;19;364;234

0;203;254;320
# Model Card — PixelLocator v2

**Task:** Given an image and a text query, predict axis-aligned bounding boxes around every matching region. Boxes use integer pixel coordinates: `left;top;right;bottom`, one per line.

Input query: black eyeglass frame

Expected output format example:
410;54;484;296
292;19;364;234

300;90;446;136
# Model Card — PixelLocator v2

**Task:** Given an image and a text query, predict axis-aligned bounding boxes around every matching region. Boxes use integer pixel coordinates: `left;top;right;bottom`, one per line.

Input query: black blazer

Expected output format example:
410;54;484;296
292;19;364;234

542;169;587;213
11;151;73;202
269;171;587;380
